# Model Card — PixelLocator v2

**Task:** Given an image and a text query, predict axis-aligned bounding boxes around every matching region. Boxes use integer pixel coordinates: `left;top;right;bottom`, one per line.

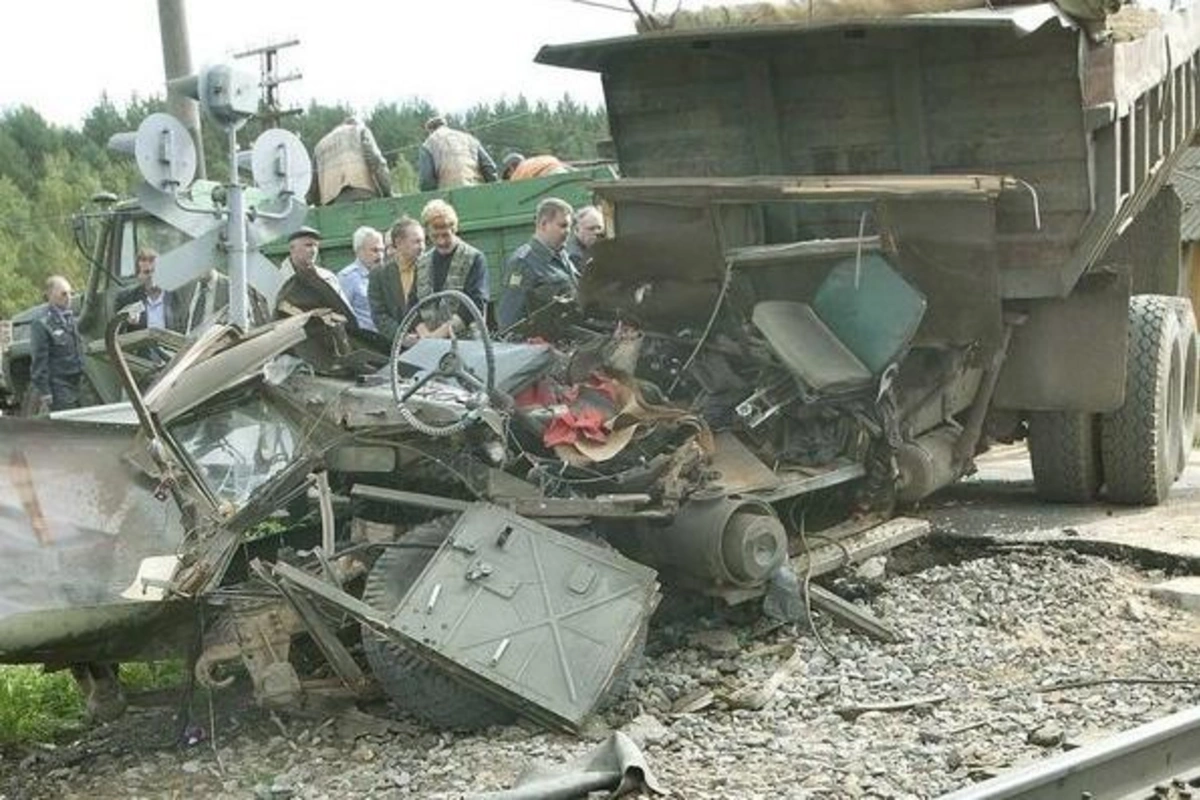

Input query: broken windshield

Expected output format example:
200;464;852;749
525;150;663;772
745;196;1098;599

168;392;303;508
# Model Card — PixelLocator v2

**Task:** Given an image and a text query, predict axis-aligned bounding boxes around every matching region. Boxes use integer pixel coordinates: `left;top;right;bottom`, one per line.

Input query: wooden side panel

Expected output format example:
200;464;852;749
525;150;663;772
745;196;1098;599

601;25;1094;284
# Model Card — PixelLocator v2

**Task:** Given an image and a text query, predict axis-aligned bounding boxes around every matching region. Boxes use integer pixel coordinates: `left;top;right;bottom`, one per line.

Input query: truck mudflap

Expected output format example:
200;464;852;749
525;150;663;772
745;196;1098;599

277;504;660;732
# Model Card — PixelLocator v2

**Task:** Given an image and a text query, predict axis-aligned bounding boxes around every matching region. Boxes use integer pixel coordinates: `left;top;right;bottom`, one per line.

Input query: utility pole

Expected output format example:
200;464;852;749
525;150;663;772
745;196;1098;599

234;39;303;129
157;0;206;178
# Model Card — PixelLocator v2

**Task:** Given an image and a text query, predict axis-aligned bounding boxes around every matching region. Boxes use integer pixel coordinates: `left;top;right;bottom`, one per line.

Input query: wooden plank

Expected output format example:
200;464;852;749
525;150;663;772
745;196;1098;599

790;516;930;577
1150;85;1163;167
592;175;1012;204
891;47;931;172
1136;96;1150;191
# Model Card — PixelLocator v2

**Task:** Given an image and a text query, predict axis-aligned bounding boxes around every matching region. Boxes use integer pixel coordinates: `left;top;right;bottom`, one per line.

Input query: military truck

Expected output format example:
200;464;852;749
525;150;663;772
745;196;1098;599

0;158;613;413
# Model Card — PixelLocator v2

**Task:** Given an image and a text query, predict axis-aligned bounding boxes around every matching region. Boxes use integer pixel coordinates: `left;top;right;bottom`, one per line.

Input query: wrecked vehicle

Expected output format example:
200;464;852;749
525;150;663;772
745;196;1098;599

539;0;1200;507
4;0;1200;734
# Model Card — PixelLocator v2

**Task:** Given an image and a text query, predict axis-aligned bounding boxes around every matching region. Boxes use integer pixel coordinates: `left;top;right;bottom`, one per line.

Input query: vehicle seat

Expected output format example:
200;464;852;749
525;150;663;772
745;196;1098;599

752;253;926;394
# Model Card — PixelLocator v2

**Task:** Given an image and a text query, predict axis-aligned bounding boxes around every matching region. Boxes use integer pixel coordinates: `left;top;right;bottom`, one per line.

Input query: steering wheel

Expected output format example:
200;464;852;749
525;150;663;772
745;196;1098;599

389;289;497;436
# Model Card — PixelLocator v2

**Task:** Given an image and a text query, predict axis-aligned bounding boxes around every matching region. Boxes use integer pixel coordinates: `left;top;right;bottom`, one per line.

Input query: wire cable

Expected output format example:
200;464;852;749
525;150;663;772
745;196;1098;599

796;509;837;661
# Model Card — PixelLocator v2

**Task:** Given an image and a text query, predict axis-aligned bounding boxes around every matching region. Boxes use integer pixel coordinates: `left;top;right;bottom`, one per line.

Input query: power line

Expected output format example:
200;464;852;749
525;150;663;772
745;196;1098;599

563;0;638;13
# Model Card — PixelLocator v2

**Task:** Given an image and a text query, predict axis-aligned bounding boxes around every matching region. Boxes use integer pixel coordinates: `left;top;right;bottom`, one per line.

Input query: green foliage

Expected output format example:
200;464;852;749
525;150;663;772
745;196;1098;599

121;659;186;691
0;661;184;744
0;666;83;743
0;92;609;319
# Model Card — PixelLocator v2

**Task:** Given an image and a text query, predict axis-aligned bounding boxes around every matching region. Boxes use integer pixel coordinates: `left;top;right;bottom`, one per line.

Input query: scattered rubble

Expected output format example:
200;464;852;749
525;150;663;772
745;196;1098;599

6;547;1199;799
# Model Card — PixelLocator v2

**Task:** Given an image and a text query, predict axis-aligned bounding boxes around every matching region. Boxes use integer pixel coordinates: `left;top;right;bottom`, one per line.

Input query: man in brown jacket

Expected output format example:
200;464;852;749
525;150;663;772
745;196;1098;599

313;117;393;205
417;116;499;191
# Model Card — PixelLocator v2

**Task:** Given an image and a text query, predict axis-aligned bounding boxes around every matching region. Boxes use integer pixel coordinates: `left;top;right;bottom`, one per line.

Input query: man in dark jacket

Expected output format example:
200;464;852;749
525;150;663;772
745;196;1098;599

30;275;84;412
497;198;577;332
369;216;426;343
114;248;182;332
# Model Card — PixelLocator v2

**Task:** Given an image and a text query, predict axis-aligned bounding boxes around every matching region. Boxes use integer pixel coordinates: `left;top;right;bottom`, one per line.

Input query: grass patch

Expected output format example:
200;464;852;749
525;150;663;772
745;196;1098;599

122;660;186;692
0;666;83;743
0;660;185;744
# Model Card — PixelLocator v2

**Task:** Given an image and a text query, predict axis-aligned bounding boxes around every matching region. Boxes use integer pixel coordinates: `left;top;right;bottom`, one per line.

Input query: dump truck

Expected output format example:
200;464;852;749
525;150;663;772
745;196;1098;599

536;0;1200;507
2;1;1199;734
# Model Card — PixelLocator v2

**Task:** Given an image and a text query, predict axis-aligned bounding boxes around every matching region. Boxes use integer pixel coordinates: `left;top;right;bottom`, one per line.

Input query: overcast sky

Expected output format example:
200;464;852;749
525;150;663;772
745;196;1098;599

0;0;669;127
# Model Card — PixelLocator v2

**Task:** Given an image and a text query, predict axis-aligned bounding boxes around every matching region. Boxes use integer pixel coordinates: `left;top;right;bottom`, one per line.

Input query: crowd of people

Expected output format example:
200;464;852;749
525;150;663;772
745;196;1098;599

29;110;605;414
29;193;605;414
316;114;575;204
278;194;602;340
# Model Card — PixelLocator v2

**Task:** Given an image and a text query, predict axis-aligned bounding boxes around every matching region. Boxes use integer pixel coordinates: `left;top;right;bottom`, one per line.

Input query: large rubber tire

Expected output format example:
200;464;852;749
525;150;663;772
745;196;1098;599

360;516;516;730
1101;295;1183;506
1028;411;1103;503
1170;298;1198;478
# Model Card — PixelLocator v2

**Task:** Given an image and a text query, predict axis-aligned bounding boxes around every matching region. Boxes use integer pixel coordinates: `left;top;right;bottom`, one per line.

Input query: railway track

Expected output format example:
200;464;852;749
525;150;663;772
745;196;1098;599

940;705;1200;800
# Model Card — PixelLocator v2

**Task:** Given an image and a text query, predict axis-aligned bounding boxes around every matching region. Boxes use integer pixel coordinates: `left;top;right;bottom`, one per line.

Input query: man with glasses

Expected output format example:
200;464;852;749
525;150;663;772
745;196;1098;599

30;275;84;413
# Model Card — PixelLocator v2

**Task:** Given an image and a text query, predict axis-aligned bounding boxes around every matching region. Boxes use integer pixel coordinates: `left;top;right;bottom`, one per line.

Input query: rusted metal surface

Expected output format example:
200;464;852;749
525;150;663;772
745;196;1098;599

0;417;186;661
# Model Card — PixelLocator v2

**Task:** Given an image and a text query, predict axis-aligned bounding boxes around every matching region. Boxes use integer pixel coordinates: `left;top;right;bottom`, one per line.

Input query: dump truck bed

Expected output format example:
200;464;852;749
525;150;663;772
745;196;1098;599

538;2;1200;299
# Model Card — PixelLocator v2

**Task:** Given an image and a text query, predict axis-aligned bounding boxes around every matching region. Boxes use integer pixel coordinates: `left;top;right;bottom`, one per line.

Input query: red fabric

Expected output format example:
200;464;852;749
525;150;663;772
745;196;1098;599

515;372;626;450
543;407;609;447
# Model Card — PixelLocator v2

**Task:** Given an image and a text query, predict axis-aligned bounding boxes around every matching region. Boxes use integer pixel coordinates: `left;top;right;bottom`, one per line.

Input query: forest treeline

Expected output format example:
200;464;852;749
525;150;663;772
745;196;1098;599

0;94;609;317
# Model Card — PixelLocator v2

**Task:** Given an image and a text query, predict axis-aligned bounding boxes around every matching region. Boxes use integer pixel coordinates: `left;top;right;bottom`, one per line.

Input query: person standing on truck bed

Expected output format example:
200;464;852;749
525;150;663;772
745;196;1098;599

370;216;425;343
337;226;385;332
30;275;84;413
501;152;572;181
417;116;498;191
115;248;183;332
496;151;571;179
313;117;393;205
565;205;605;270
414;200;490;339
497;197;577;332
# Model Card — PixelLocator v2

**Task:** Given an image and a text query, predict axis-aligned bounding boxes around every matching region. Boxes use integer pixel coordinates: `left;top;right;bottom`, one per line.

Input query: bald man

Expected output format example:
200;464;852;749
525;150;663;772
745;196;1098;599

30;275;84;412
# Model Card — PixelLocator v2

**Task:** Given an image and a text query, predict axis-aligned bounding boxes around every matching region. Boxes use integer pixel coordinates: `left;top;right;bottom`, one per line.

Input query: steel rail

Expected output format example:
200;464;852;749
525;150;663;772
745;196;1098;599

939;705;1200;800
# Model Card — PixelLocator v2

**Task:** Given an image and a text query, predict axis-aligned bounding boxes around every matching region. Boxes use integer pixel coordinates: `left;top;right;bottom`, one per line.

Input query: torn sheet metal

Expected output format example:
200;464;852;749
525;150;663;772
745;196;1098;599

146;312;314;422
0;418;184;659
467;731;663;800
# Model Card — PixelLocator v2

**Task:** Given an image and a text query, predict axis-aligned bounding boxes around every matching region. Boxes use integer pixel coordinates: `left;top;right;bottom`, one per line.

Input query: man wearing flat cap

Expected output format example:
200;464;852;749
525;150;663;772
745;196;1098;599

276;226;354;320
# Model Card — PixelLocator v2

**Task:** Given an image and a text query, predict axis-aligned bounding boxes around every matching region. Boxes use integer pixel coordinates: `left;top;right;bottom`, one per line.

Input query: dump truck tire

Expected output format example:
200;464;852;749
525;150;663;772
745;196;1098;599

1028;411;1102;503
1170;297;1198;477
360;516;516;730
1101;295;1183;505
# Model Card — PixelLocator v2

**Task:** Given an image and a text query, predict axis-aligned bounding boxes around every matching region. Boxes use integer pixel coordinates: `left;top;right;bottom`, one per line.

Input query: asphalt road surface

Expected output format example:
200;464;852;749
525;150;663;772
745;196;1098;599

921;444;1200;564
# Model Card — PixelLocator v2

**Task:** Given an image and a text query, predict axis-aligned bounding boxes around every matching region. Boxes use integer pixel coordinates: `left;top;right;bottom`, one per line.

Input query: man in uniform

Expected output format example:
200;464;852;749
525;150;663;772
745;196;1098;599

313;117;393;205
565;205;605;270
337;226;385;332
370;216;425;343
414;200;489;338
30;275;84;413
417;116;499;191
497;198;577;332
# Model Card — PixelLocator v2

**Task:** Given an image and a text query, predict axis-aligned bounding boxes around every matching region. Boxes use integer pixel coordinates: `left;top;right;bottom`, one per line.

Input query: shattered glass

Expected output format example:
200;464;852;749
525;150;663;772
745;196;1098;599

169;395;302;507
